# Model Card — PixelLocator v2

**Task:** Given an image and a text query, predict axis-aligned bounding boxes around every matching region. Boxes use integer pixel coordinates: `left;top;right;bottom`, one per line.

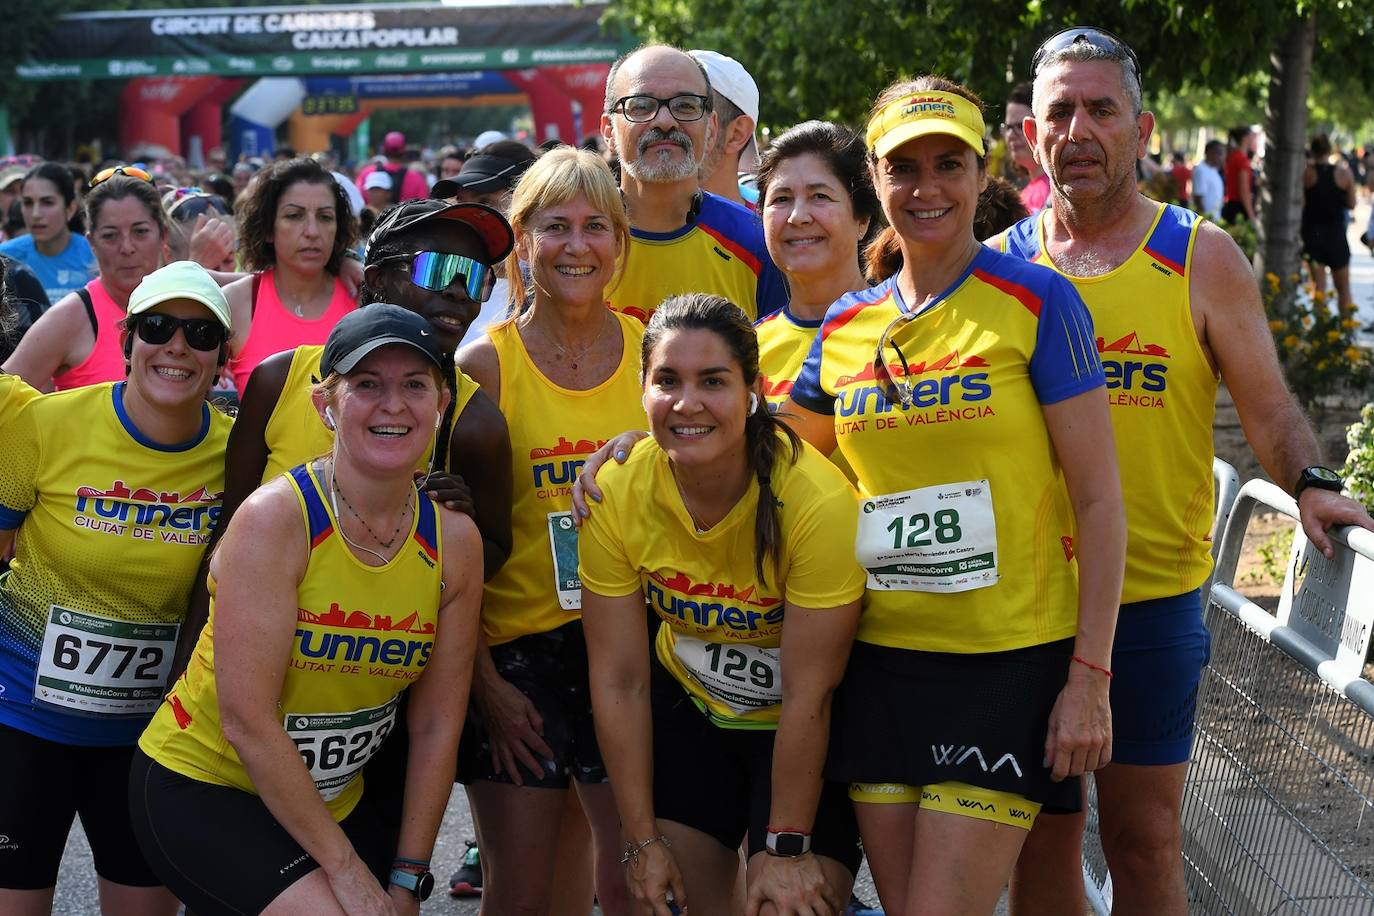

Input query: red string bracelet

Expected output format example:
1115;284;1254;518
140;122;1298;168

1071;655;1113;679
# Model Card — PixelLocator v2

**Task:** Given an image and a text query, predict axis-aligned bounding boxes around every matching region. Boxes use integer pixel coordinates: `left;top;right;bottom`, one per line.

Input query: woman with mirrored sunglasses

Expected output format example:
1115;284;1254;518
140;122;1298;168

221;157;361;394
2;172;172;390
452;145;639;916
0;261;233;915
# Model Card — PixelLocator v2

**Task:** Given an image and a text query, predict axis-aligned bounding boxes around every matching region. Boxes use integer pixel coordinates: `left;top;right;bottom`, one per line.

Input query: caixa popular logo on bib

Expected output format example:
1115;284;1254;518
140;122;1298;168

72;480;221;543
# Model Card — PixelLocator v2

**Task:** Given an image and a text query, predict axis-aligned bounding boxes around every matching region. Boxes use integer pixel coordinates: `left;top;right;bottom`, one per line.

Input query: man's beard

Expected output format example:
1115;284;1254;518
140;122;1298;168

621;127;701;183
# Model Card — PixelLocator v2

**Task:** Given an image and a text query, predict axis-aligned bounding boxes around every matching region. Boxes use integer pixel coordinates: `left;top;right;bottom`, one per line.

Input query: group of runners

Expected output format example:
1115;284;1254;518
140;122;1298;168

1;24;1372;916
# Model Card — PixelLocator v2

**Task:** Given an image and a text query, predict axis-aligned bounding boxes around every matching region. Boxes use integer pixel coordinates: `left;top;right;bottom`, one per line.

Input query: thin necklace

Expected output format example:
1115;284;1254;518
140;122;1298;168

670;466;712;534
522;310;611;371
326;461;411;562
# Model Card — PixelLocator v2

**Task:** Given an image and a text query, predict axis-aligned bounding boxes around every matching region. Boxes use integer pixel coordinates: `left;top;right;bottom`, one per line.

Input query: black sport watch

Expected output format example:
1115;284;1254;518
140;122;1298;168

765;830;812;857
389;867;435;902
1294;466;1343;501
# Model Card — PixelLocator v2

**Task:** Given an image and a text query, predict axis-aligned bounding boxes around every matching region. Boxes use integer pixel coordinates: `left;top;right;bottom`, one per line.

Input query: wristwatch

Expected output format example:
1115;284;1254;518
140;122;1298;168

389;867;435;902
1294;466;1343;500
765;830;812;857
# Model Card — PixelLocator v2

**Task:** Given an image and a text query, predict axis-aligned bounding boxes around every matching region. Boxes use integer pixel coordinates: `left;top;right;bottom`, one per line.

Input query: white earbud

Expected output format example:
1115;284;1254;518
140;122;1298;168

324;407;336;430
435;411;444;430
748;392;759;416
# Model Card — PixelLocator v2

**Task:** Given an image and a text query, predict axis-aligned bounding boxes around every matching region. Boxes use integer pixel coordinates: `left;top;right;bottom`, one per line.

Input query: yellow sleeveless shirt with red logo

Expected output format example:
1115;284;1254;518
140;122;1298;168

479;313;647;645
139;462;443;820
1001;204;1216;603
791;247;1105;654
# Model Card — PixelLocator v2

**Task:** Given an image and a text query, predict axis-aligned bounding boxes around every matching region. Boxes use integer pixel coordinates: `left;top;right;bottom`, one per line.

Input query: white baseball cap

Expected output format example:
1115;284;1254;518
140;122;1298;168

689;50;760;160
473;130;508;151
363;170;393;191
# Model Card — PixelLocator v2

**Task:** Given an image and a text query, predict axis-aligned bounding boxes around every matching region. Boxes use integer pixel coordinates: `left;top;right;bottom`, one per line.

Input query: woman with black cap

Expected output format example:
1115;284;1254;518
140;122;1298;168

133;304;484;916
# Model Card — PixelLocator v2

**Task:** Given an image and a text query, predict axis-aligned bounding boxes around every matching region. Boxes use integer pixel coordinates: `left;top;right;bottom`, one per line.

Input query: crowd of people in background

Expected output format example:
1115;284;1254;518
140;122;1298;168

2;25;1374;916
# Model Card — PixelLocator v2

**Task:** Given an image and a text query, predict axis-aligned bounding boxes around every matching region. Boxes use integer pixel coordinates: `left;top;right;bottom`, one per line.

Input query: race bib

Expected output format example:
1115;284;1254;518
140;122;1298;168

856;480;998;592
286;697;399;802
547;511;581;610
672;635;781;715
35;606;178;716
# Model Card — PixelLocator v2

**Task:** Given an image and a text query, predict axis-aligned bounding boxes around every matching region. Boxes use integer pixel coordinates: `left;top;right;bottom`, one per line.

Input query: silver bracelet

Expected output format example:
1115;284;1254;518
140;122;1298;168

620;834;671;866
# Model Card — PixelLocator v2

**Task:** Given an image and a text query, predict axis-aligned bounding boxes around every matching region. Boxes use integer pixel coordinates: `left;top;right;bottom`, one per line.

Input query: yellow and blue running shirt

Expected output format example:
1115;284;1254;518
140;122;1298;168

579;437;866;728
756;306;856;482
608;192;787;324
140;462;443;820
481;313;646;645
1001;204;1216;604
260;344;482;484
0;381;231;746
791;246;1105;654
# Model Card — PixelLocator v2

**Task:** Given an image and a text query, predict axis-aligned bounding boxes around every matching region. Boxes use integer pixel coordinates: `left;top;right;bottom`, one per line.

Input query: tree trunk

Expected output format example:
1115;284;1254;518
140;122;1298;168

1257;13;1315;315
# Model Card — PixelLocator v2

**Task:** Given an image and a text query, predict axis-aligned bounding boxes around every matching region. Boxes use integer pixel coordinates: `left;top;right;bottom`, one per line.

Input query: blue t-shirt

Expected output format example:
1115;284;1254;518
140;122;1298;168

0;234;96;304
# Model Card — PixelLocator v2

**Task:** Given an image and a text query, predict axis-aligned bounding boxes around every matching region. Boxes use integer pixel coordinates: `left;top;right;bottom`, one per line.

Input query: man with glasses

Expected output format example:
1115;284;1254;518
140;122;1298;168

993;26;1374;915
600;44;785;323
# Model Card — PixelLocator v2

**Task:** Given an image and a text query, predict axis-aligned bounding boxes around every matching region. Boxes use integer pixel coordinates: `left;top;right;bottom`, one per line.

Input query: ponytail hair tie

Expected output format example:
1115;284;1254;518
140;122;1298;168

758;474;772;487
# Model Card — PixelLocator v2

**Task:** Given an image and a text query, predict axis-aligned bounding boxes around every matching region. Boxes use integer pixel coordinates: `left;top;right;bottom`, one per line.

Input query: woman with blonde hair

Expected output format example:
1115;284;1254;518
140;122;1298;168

455;146;639;914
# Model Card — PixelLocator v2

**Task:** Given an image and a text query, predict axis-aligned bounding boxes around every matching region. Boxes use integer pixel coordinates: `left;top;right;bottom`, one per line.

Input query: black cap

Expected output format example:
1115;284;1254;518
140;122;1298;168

431;154;533;198
320;304;448;377
367;199;515;265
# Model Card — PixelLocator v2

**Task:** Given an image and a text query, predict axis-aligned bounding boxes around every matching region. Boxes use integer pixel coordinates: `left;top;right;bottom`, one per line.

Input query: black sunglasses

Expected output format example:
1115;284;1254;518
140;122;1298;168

132;313;228;351
1031;27;1140;81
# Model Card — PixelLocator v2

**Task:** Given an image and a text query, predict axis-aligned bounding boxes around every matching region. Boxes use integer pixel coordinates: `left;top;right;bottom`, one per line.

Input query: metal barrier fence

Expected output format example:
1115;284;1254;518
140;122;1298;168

1082;464;1374;914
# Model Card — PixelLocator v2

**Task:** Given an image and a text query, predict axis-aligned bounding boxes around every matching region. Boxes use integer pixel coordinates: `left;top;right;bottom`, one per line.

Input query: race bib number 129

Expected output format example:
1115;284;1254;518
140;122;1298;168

856;480;998;592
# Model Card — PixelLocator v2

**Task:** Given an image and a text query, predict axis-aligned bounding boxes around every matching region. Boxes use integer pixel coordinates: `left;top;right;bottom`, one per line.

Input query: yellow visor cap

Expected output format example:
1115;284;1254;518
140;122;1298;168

867;90;987;159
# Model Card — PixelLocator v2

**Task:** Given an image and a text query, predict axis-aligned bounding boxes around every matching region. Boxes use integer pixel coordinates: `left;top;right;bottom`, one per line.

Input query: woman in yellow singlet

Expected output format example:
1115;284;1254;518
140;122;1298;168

453;147;641;914
131;305;483;915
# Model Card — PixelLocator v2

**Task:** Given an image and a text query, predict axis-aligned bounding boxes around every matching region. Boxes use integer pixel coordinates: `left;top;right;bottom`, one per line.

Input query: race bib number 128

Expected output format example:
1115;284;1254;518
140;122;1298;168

856;480;998;592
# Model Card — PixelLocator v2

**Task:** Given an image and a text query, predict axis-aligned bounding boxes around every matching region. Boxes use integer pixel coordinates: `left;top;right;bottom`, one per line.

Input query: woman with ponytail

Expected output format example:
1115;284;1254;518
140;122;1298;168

580;293;866;916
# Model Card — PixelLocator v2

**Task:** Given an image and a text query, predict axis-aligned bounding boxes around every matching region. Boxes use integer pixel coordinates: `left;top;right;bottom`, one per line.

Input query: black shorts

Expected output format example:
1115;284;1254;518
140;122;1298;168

458;620;607;787
826;638;1081;814
0;723;163;889
649;659;863;874
1302;222;1352;270
128;749;393;916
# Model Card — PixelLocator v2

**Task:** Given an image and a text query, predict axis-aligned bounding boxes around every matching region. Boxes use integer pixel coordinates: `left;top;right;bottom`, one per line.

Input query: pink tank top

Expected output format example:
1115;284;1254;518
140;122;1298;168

52;279;127;391
227;268;356;393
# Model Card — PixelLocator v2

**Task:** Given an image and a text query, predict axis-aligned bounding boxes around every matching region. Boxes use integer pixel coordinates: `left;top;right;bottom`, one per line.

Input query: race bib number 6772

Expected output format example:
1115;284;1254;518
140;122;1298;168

856;480;998;592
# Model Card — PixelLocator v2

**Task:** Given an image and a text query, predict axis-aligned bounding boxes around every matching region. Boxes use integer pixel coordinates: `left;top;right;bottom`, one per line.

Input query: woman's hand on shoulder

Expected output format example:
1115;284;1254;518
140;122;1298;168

570;429;649;526
418;470;472;515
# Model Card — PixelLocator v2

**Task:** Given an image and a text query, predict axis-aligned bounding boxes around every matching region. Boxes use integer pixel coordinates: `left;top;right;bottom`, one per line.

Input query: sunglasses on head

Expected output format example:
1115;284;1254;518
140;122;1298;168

1031;26;1140;81
168;193;231;221
379;251;495;301
91;165;156;189
132;313;228;351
